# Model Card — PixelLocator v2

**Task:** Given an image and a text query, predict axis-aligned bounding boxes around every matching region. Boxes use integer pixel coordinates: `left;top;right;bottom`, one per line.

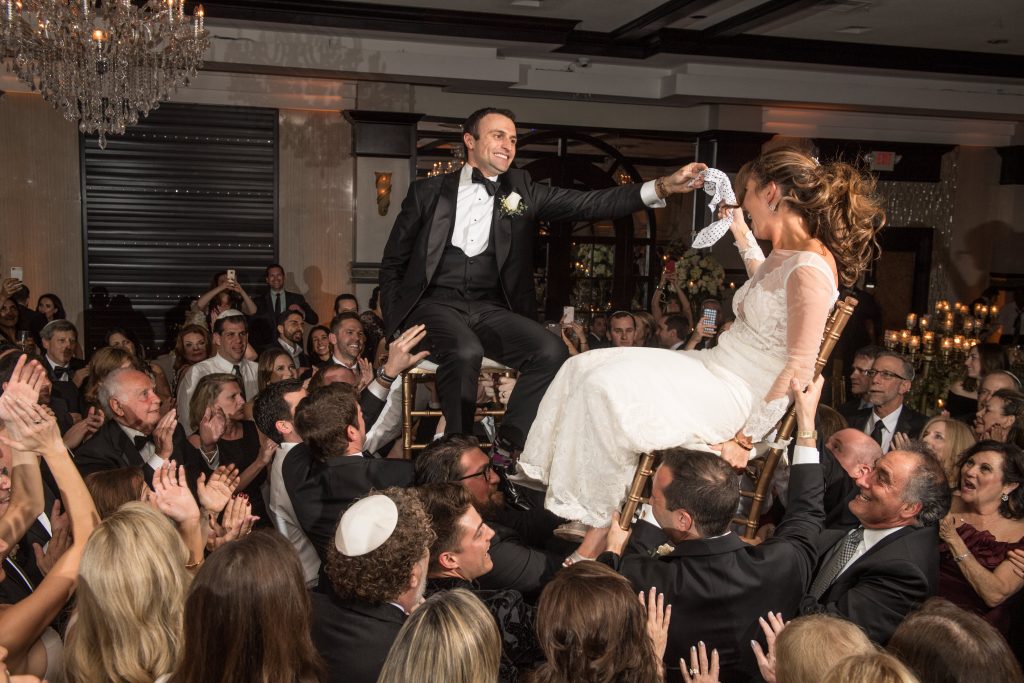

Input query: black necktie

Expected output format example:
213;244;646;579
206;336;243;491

274;292;283;314
809;526;865;599
52;365;68;381
133;434;153;452
233;364;246;400
870;419;884;447
471;167;497;196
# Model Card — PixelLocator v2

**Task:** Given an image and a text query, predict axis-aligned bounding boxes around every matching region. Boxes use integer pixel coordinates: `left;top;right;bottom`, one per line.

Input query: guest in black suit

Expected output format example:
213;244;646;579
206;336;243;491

310;488;435;683
288;383;415;563
75;368;197;485
379;107;707;473
849;350;928;453
39;320;85;417
270;310;309;369
800;443;951;644
598;377;826;681
837;344;881;419
252;263;318;349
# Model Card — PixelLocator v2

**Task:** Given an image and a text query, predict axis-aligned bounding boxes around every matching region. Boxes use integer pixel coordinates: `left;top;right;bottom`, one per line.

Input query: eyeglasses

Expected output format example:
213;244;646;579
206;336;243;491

866;369;908;381
454;463;495;482
851;367;871;375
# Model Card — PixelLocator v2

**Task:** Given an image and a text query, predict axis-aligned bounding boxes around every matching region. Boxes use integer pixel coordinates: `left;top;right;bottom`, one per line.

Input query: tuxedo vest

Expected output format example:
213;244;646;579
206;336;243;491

429;215;502;301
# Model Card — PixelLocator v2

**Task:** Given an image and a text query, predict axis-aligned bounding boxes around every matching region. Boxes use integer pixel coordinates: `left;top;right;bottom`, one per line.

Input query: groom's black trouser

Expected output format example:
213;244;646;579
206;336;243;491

407;295;568;450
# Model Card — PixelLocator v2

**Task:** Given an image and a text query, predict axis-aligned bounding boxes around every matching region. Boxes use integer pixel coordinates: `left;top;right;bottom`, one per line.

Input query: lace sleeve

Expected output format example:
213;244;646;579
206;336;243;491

734;229;766;277
742;264;835;440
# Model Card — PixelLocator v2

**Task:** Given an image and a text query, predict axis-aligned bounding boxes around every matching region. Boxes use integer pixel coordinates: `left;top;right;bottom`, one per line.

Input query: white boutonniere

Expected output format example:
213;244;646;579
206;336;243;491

499;191;527;218
654;543;675;557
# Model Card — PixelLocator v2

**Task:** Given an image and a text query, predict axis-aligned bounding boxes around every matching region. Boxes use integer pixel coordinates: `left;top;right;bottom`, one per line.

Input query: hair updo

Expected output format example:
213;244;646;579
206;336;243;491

736;147;886;287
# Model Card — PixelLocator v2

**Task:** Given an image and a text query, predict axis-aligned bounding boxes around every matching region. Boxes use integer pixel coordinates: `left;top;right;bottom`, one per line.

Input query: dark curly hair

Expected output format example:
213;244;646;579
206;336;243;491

955;440;1024;520
735;147;886;287
324;488;435;605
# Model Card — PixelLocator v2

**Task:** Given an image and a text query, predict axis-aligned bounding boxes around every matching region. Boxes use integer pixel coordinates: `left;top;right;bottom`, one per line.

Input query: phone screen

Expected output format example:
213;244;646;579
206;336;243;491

702;307;718;327
226;269;236;282
562;306;575;325
9;266;23;281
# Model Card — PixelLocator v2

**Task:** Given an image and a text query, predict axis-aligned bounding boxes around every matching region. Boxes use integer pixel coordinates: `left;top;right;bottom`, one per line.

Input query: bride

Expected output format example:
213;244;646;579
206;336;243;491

518;147;886;527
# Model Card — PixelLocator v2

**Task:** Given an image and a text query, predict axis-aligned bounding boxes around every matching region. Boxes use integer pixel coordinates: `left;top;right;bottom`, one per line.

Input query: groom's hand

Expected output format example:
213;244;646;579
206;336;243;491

661;162;708;195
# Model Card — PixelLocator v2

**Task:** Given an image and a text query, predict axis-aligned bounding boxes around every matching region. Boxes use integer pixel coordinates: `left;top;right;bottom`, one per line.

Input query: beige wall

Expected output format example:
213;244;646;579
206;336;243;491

0;93;84;330
278;109;355;323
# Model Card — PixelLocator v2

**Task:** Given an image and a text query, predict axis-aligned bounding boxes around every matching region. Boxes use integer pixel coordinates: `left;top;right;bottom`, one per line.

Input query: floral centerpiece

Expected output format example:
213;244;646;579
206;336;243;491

663;239;726;314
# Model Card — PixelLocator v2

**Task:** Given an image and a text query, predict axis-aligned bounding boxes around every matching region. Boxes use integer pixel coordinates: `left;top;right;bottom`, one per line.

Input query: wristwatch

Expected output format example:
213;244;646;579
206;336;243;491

376;367;397;384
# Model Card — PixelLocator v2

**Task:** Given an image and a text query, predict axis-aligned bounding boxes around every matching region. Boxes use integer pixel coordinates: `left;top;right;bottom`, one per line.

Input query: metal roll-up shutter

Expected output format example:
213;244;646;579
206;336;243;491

82;102;277;354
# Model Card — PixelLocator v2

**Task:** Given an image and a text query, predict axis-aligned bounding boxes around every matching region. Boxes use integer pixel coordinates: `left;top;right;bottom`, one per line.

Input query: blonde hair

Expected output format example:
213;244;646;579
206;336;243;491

376;589;500;683
921;417;976;486
188;372;238;434
735;147;886;287
775;615;873;683
65;502;190;683
822;653;920;683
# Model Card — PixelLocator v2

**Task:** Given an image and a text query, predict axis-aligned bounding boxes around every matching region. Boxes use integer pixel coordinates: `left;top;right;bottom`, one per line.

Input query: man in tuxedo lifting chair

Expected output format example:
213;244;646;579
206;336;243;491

379;106;706;507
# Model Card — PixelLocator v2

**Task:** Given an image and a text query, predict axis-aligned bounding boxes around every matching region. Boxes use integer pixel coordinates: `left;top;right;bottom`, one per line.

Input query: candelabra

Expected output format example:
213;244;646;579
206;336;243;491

884;299;1000;413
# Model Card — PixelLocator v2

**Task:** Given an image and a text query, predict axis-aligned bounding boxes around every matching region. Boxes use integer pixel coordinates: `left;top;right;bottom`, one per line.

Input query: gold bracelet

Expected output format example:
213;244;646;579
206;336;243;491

732;435;753;450
796;430;818;440
655;176;668;199
186;558;205;570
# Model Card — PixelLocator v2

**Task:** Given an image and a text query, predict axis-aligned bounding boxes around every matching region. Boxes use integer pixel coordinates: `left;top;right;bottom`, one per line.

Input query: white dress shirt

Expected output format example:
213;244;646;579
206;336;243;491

176;354;259;431
865;405;903;453
450;163;665;257
268;441;321;587
836;525;907;577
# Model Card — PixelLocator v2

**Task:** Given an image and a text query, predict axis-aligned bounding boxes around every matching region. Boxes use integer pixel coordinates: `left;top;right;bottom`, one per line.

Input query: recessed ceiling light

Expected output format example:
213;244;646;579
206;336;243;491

987;38;1009;45
836;25;872;34
510;0;542;6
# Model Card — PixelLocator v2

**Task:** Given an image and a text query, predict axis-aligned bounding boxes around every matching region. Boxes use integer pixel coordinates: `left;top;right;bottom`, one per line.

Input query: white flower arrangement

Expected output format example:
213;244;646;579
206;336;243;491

499;191;527;218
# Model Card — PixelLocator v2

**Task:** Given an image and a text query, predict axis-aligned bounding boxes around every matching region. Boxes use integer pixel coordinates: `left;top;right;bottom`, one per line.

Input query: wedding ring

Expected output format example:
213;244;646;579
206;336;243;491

33;419;42;424
689;668;699;677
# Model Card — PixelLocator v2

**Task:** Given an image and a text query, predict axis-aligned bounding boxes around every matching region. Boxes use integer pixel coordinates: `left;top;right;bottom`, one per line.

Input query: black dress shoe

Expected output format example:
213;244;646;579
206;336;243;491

494;465;532;512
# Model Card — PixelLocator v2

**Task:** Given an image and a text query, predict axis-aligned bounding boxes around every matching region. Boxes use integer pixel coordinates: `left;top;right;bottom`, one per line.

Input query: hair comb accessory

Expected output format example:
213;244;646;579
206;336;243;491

690;168;738;250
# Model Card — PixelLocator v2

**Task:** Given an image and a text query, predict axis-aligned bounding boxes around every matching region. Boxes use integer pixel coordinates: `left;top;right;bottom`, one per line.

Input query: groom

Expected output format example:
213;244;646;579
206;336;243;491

379;107;705;507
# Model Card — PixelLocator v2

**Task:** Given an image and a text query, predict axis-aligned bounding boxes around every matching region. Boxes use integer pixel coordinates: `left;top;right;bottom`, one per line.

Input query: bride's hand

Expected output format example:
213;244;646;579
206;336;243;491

711;439;749;471
726;207;750;238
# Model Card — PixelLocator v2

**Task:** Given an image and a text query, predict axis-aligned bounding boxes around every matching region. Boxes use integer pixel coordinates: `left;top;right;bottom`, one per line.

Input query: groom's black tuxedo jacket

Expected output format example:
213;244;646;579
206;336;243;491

379;167;648;337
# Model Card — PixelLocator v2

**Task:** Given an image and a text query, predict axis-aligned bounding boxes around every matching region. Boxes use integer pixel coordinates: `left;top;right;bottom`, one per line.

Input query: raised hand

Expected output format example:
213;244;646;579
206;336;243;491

681;641;720;683
0;355;45;418
150;461;201;524
32;499;71;576
640;586;672;660
356;357;374;392
197;464;240;514
751;611;787;683
207;495;257;551
383;324;430;377
663;162;708;195
0;277;24;300
0;398;63;454
62;406;105;450
256;430;277;467
891;431;912;452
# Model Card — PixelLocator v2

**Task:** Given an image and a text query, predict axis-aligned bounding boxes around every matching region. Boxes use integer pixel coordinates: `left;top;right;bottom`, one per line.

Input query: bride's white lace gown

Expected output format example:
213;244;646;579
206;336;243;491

519;234;838;526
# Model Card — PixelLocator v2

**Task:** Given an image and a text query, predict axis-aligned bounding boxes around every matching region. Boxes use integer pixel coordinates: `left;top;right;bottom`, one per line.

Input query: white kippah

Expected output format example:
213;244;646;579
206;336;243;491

334;495;399;557
215;308;244;320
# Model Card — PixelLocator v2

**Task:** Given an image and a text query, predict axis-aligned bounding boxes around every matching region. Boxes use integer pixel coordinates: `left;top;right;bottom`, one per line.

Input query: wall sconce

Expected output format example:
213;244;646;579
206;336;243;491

375;172;393;216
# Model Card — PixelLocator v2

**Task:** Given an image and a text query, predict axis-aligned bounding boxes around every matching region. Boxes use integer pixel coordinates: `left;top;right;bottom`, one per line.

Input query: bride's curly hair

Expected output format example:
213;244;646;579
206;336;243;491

735;147;886;287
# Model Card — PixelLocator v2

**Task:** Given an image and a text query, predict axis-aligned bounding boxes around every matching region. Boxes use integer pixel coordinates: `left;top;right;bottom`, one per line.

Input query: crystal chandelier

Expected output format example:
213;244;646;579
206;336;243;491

1;0;210;148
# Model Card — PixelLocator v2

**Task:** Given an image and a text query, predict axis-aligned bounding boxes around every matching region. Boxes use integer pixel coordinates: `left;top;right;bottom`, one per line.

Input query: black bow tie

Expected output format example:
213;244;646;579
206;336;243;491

471;167;497;196
52;365;68;379
133;434;153;451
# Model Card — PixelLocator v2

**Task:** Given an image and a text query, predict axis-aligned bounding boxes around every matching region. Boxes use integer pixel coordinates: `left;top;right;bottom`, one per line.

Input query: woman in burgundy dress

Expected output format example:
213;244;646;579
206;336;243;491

938;440;1024;635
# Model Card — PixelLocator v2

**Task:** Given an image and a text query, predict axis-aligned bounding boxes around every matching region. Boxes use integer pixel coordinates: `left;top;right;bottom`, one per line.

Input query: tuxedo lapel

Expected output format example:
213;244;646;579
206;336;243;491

110;423;145;469
424;173;460;283
493;173;514;271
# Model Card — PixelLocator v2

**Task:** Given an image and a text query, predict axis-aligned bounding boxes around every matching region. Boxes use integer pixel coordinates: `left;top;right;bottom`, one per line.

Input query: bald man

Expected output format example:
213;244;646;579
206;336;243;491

821;428;883;530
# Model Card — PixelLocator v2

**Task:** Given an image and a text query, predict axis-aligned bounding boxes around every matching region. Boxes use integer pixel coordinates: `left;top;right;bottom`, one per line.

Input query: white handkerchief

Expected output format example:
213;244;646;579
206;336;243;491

691;168;738;249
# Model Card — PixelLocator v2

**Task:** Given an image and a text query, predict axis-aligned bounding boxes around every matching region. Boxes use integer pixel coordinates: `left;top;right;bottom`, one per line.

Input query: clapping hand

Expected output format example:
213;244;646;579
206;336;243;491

62;406;104;450
207;495;257;551
751;611;787;683
32;499;71;576
356;357;374;392
681;641;720;683
640;586;672;660
198;405;227;449
150;461;201;525
0;355;45;419
151;408;178;460
196;464;240;515
0;398;62;455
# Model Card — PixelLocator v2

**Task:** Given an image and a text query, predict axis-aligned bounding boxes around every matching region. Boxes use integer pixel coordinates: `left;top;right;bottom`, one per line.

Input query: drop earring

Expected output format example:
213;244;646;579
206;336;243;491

1002;492;1010;502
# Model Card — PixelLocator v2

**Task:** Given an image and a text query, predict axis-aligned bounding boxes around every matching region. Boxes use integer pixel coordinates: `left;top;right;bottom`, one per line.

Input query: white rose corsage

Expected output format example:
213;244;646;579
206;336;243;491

498;191;527;218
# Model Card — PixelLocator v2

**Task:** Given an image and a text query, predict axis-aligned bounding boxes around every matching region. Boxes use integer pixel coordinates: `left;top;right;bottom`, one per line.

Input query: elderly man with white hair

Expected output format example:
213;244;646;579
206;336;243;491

74;367;200;484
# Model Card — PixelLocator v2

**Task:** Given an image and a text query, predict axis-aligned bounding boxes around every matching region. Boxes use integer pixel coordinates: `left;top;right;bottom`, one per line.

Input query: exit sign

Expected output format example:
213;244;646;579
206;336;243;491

868;151;898;171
